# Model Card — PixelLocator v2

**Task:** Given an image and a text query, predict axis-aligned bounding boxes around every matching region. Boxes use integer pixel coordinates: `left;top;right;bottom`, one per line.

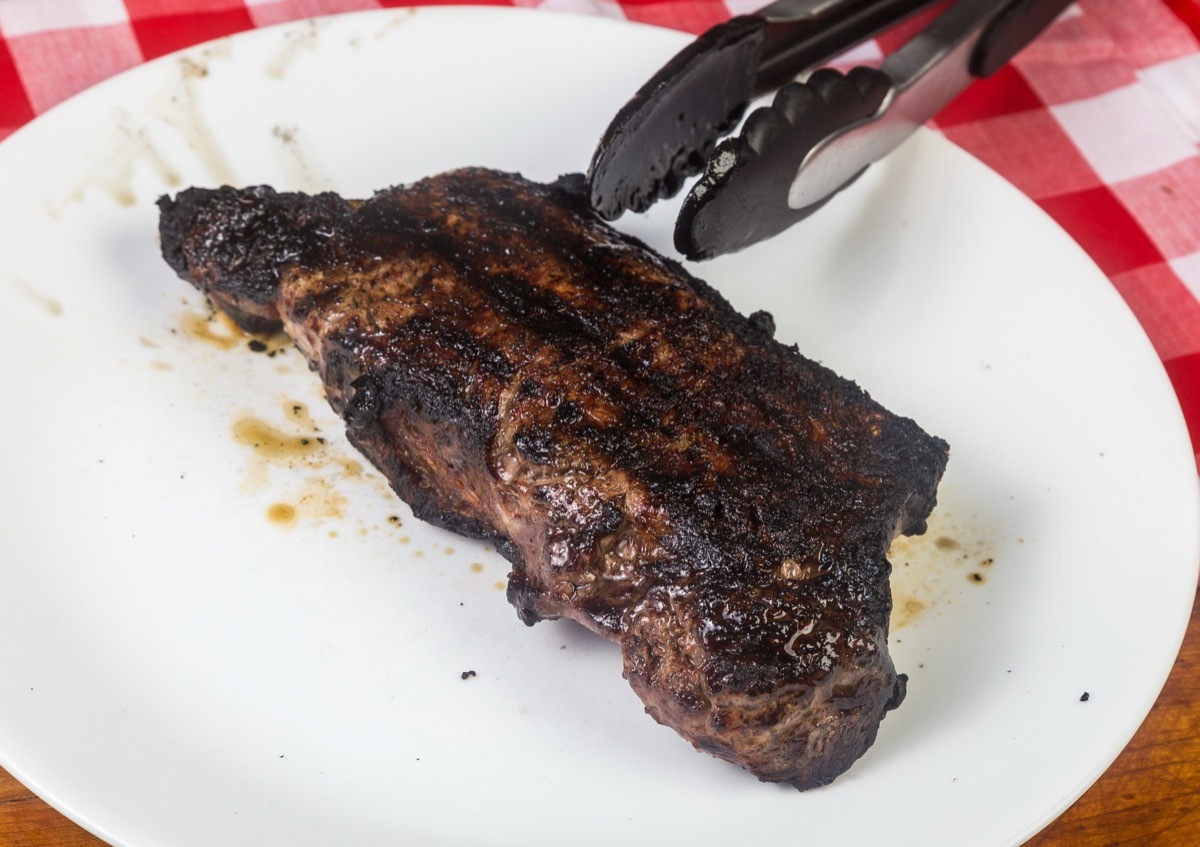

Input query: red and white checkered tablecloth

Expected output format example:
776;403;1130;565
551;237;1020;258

2;0;1199;470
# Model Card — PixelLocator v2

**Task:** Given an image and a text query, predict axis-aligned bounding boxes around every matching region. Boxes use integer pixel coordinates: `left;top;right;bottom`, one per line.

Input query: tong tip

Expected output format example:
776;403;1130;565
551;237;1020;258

587;17;766;221
675;66;891;260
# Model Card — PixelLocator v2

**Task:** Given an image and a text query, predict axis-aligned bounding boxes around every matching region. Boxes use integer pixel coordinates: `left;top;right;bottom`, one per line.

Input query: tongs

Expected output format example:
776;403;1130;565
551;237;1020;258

587;0;1073;260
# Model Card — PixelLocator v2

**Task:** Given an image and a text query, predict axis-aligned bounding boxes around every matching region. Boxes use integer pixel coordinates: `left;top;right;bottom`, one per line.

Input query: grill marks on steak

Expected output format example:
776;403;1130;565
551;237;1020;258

157;168;948;789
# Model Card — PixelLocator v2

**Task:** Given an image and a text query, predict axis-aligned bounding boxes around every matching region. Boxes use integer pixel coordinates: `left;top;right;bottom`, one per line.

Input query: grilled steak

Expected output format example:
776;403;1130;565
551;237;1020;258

158;168;948;789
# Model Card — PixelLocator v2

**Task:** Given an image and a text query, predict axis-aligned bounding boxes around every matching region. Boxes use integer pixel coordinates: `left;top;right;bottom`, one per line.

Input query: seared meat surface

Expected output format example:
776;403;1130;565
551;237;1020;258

158;168;948;789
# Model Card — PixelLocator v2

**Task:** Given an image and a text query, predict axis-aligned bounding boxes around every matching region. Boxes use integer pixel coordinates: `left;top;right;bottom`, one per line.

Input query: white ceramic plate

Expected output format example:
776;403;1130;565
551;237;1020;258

0;8;1196;847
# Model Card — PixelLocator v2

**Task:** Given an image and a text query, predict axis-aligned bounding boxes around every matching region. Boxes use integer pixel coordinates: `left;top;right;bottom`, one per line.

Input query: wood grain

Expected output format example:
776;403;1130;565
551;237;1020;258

0;769;106;847
2;588;1197;846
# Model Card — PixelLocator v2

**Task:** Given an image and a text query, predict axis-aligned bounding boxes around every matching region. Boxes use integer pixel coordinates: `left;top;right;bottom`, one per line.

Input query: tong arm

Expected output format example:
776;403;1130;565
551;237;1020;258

754;0;939;93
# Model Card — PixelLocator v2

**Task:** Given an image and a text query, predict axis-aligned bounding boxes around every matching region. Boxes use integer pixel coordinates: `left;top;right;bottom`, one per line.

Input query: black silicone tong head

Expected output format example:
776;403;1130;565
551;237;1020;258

586;0;940;221
676;66;892;260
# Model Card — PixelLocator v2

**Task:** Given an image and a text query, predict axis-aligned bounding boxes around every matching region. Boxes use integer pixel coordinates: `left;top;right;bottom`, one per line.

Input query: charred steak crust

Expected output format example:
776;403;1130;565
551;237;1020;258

157;168;948;789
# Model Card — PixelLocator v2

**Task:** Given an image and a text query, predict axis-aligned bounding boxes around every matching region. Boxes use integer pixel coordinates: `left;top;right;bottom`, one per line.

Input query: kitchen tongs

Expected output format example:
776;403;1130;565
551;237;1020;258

587;0;1073;260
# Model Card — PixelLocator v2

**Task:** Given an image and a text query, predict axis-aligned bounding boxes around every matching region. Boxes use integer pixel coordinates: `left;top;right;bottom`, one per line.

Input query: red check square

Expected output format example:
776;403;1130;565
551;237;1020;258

1037;185;1166;277
618;0;731;34
125;0;252;15
0;37;34;137
131;8;256;60
1163;351;1200;468
934;64;1046;128
1166;0;1200;41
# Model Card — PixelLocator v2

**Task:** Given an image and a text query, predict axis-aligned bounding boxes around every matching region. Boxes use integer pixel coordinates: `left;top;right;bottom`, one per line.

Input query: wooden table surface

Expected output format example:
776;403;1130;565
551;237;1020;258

3;588;1197;846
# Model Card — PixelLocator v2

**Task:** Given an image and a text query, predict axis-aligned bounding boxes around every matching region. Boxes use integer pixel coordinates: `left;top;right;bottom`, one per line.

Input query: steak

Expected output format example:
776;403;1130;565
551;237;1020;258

157;168;948;789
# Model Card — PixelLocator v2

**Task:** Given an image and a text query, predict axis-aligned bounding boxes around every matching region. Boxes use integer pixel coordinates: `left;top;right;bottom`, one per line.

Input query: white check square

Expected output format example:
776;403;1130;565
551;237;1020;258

0;0;129;37
1051;80;1197;184
1139;53;1200;144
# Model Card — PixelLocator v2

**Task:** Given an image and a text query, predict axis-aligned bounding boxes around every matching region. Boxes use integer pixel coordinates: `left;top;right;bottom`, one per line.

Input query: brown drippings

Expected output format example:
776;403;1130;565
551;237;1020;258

292;481;346;521
888;510;996;631
178;56;208;79
285;401;319;431
896;597;926;622
267;503;297;524
228;400;362;526
8;276;64;317
45;110;183;215
233;418;324;460
270;123;334;194
151;55;236;186
371;8;417;41
469;562;485;574
181;310;244;350
265;19;323;80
